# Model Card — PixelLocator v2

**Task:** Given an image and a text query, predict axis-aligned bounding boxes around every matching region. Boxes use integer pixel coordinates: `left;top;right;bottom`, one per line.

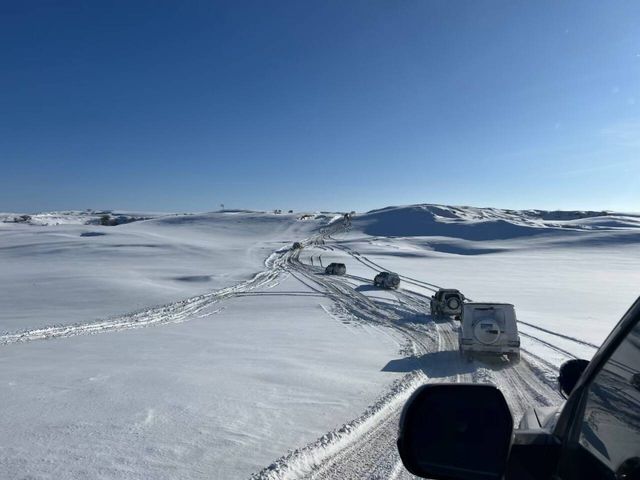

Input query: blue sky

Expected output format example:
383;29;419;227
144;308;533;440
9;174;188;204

1;1;639;213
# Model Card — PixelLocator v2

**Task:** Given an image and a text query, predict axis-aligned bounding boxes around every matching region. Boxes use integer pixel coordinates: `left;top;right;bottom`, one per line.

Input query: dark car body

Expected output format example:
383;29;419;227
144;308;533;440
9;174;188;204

374;271;400;289
325;263;346;275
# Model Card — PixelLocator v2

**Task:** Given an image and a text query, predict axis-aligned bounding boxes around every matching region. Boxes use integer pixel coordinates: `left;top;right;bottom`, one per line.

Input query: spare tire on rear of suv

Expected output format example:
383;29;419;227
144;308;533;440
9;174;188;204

473;319;501;345
447;297;461;310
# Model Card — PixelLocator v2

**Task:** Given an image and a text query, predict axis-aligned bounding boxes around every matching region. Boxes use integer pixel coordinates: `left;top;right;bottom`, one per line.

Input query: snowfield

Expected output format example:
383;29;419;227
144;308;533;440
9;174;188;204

0;211;323;331
1;205;639;479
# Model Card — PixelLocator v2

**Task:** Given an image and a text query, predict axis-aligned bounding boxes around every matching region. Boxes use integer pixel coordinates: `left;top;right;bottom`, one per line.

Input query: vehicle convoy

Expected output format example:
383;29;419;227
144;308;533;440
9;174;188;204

373;271;400;289
398;297;640;480
430;288;465;318
325;262;346;275
458;302;520;361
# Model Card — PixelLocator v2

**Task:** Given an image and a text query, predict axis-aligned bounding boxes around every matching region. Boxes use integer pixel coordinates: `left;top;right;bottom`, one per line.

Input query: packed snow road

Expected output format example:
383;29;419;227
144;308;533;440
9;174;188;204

253;230;564;480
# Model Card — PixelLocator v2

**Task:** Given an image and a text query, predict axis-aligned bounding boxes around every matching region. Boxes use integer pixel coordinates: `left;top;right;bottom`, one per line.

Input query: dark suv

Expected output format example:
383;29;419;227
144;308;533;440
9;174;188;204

374;271;400;289
431;288;465;318
325;262;346;275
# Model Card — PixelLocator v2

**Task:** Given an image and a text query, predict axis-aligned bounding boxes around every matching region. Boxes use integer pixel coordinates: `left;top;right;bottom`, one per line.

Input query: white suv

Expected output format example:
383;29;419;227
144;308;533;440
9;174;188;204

458;303;520;361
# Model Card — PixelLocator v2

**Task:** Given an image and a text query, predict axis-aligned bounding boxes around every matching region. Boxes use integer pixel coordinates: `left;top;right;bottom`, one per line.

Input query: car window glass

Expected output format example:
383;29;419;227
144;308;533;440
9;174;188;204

579;321;640;474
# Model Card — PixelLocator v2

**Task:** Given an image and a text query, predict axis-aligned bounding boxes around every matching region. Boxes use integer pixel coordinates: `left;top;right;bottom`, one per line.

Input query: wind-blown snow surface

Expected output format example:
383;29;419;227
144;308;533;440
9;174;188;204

1;276;402;479
1;205;639;479
0;211;404;479
0;212;321;331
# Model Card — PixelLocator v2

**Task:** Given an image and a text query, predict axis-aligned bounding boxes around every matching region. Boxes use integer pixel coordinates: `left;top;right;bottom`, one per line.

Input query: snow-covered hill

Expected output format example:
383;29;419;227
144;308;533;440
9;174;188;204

0;210;163;226
355;204;640;238
0;204;638;479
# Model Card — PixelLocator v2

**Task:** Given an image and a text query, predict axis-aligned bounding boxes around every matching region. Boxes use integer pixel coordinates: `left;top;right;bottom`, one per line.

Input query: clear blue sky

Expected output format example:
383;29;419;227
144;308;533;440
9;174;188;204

1;1;639;213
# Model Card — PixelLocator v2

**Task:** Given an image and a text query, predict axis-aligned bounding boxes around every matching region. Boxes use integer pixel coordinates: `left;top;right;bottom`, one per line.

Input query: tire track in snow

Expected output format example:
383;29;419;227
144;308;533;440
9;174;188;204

517;320;599;349
333;244;442;293
519;331;579;360
0;218;352;347
0;244;297;346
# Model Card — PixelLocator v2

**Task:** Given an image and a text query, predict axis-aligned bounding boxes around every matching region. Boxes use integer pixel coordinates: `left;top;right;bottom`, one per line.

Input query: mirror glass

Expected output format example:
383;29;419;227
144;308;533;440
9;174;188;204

558;359;590;397
398;384;513;480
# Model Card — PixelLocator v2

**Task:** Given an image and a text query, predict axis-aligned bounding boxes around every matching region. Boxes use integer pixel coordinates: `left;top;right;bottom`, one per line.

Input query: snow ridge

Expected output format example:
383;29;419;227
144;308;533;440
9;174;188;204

357;204;640;239
251;372;422;480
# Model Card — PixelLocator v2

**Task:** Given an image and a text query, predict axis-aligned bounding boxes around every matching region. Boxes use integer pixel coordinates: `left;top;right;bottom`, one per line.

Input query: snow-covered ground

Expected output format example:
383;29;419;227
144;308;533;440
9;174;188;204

0;211;321;331
0;275;403;479
1;205;638;479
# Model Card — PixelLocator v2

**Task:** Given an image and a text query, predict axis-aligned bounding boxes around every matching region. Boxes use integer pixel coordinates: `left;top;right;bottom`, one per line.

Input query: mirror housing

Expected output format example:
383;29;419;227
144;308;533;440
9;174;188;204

558;359;589;397
397;383;513;480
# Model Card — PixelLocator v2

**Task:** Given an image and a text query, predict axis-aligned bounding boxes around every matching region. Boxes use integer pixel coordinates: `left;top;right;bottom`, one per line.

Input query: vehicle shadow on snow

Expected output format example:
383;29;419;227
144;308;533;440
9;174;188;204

428;314;455;324
354;284;378;293
382;350;514;378
386;308;430;324
173;275;212;282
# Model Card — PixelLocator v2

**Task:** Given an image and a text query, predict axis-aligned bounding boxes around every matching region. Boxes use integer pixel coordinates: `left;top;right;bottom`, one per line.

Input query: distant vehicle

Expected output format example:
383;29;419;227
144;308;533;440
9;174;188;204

458;303;520;361
430;289;465;318
397;297;640;480
291;242;303;250
325;263;346;275
374;271;400;289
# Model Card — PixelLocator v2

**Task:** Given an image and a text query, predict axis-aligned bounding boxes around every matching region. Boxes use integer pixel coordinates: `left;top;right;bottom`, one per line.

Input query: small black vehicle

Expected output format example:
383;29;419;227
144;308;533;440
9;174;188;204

430;288;465;318
325;263;346;275
373;271;400;289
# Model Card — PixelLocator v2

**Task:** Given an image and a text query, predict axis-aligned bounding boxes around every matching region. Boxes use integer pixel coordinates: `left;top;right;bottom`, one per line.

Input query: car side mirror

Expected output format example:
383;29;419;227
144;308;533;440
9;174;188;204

397;384;513;480
558;359;589;397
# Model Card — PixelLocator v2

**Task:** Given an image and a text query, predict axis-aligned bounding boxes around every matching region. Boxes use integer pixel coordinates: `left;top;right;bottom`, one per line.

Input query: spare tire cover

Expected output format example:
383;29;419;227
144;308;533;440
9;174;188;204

473;319;501;345
446;297;460;310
